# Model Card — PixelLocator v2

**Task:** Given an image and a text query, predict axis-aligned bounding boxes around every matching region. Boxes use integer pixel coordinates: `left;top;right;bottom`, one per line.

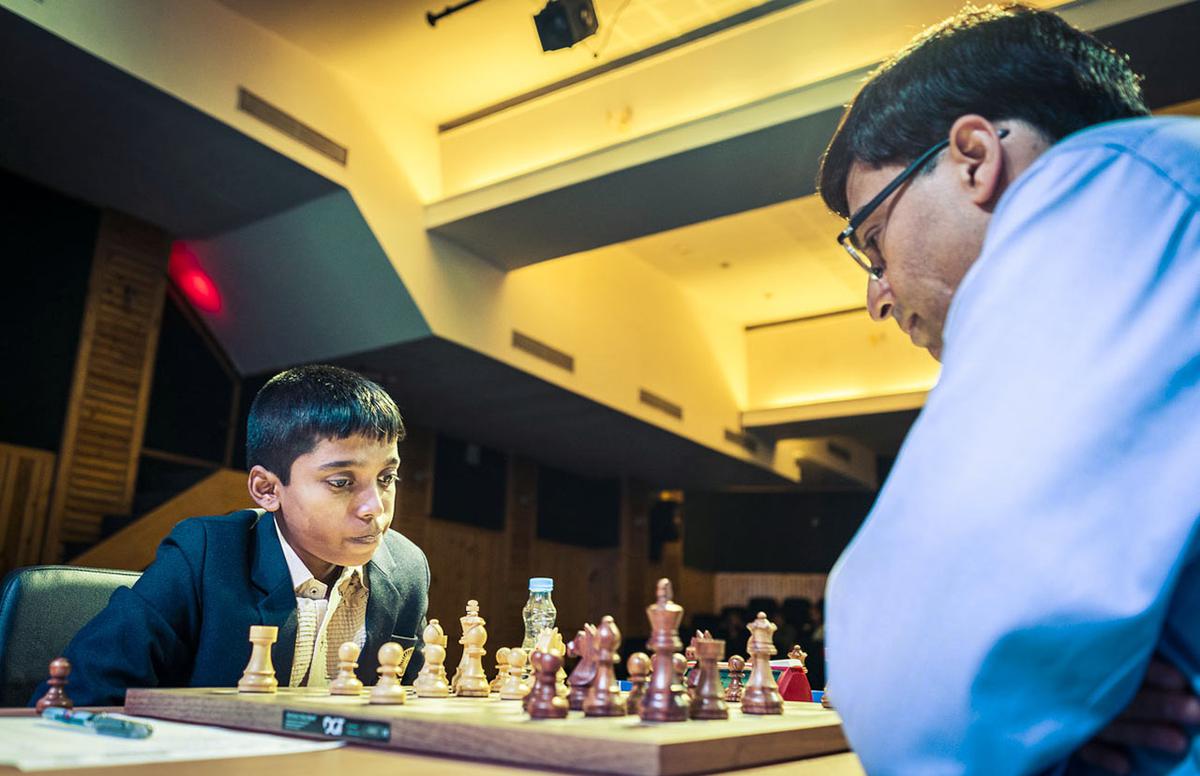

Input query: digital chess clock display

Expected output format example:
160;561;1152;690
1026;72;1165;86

282;709;390;741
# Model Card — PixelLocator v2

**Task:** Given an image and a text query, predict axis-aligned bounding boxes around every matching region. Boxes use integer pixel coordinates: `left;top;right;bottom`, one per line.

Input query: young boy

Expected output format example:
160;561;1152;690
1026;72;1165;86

33;365;429;706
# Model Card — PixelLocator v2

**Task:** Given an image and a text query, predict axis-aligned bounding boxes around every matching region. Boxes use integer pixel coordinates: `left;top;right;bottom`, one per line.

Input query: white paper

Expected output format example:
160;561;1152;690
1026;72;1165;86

0;714;344;771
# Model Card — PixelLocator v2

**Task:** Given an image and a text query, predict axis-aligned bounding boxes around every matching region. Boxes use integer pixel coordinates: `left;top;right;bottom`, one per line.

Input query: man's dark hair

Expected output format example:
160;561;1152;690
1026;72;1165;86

818;3;1149;218
247;365;405;483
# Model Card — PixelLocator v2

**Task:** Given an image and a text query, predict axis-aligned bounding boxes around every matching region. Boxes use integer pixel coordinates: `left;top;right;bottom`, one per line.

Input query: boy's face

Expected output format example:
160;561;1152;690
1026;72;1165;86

250;434;400;576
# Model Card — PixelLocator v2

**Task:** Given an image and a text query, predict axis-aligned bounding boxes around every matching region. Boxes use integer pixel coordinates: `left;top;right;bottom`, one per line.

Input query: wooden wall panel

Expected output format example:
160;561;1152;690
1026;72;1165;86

0;443;57;575
619;480;651;636
527;540;621;646
422;518;510;646
641;529;715;631
678;565;717;623
388;426;714;668
713;572;828;612
393;425;434;550
42;212;170;560
619;482;716;631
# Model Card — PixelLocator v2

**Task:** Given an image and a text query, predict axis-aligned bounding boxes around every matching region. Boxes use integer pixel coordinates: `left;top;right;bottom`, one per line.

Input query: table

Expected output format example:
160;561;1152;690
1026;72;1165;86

0;706;865;775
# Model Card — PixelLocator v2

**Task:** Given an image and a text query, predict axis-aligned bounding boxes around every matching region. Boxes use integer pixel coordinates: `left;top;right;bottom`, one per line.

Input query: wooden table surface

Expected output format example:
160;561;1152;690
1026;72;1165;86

0;707;866;775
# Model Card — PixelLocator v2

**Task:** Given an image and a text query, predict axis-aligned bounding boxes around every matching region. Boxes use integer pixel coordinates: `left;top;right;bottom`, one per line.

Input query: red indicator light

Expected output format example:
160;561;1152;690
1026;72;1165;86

169;243;222;313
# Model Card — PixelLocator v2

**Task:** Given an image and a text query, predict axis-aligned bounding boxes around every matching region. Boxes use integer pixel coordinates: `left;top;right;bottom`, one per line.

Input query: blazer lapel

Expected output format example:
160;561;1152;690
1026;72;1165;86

362;547;410;682
250;510;297;683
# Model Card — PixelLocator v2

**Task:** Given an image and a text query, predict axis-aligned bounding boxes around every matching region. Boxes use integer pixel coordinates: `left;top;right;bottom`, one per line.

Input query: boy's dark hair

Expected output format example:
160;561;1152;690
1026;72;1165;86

818;3;1149;218
247;365;404;483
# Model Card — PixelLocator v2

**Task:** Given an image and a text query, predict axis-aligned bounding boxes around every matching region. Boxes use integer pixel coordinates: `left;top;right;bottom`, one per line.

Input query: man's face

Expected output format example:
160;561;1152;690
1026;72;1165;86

843;159;988;361
272;434;399;573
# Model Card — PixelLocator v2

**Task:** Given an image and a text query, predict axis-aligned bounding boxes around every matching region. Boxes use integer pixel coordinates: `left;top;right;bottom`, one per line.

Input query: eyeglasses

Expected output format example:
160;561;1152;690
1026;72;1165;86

836;128;1009;280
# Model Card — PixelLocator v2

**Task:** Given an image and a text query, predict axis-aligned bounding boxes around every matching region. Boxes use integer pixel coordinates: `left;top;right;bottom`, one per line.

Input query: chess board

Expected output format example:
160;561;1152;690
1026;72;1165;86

125;688;848;775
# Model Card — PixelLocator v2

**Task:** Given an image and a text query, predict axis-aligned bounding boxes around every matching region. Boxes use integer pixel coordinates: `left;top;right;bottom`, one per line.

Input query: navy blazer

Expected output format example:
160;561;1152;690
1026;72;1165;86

32;509;429;706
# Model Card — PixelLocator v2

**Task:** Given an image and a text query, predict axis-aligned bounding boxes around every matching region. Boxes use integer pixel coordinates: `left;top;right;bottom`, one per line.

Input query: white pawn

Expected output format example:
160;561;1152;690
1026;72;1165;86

491;647;511;693
370;641;407;705
415;620;451;698
500;648;530;700
329;642;364;696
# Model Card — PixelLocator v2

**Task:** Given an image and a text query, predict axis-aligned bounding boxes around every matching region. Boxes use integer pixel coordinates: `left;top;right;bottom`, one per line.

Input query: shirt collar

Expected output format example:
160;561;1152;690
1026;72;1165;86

272;515;367;597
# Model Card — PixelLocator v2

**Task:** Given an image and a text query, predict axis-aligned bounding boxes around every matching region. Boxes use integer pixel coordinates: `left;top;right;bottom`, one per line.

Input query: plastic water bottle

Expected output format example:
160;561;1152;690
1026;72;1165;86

521;577;557;650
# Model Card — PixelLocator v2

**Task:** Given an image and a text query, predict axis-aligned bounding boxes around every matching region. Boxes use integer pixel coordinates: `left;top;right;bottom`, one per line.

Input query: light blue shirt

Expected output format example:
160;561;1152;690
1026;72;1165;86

826;116;1200;775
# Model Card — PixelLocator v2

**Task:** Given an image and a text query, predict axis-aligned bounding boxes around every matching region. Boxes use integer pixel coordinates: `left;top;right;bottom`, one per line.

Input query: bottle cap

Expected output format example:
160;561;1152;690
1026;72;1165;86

529;577;554;592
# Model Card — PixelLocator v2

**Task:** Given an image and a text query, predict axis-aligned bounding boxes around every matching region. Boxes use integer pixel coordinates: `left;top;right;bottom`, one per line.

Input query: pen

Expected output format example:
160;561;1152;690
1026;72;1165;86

42;707;154;739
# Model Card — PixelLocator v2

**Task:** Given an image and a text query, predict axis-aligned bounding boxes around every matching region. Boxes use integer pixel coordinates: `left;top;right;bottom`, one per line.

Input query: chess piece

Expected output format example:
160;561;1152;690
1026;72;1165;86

583;615;626;717
520;630;567;711
673;652;688;684
370;642;407;704
639;578;689;722
238;625;279;693
35;658;74;714
689;635;728;720
451;600;483;693
777;644;814;702
457;618;490;697
566;624;598;711
415;619;451;697
500;648;530;699
534;628;570;698
685;638;702;699
522;629;548;710
821;686;834;709
626;652;650;715
526;648;569;719
550;630;570;698
491;647;511;693
330;641;365;695
724;654;746;703
741;612;784;715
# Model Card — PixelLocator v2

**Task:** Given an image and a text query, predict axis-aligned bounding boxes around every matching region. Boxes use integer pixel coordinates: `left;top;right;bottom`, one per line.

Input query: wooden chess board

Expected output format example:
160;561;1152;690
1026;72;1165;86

125;688;847;775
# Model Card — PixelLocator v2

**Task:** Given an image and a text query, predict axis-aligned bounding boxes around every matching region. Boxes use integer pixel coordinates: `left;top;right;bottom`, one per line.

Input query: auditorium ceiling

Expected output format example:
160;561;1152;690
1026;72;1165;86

4;0;1198;487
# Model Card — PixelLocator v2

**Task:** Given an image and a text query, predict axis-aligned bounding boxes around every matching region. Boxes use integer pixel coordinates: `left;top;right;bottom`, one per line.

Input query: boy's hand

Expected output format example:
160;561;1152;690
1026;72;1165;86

1077;657;1200;774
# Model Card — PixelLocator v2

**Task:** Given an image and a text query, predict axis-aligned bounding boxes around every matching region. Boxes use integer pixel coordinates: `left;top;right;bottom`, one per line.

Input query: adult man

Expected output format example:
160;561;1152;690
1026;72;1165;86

33;365;429;705
818;5;1200;774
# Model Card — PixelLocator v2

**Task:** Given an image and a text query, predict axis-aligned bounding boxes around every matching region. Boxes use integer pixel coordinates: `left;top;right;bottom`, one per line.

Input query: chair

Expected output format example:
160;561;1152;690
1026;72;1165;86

0;565;140;706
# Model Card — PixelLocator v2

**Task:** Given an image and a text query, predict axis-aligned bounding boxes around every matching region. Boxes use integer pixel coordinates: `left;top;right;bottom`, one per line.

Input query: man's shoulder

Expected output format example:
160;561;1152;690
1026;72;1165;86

1050;116;1200;200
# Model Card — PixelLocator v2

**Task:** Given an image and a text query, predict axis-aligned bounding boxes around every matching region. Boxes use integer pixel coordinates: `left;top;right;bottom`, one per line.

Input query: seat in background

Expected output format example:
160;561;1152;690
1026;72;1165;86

0;565;140;706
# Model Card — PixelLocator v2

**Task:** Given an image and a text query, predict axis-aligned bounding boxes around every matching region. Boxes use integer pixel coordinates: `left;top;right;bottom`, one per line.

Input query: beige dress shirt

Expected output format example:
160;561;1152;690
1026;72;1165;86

273;518;368;687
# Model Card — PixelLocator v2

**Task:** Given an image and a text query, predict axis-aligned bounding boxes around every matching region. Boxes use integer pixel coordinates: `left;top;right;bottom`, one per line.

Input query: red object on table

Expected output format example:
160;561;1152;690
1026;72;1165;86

776;665;813;702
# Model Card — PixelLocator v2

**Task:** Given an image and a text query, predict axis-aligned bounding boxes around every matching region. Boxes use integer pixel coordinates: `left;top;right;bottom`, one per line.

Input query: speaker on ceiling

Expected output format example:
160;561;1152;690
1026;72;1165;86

534;0;598;52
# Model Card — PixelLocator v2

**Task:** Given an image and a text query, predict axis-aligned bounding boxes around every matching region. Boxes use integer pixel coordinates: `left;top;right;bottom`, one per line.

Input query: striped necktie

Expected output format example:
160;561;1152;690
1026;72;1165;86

289;578;327;687
322;570;369;681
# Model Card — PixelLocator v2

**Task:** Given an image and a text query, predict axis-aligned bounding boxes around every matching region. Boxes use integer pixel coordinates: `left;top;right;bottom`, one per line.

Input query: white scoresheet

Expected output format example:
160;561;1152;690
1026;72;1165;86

0;713;344;771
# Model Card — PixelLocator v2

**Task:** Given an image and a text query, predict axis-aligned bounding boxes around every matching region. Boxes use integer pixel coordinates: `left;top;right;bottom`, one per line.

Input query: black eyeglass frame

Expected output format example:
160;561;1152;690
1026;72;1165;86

836;128;1009;280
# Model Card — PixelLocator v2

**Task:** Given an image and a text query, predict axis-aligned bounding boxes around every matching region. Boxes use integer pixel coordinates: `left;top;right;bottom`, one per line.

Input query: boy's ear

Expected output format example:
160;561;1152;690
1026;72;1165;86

247;465;282;511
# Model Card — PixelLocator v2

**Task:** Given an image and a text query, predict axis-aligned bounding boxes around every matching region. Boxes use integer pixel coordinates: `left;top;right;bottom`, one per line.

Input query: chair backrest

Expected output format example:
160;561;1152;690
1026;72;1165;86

0;565;140;706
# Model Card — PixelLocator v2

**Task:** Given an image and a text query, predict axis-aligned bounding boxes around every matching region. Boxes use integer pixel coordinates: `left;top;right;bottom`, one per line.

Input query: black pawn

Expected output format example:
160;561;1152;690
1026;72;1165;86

36;657;74;714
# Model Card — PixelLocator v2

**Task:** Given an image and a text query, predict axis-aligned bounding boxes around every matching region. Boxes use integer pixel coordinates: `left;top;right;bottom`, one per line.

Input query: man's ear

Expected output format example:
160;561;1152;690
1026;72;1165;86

947;114;1005;208
248;465;282;511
